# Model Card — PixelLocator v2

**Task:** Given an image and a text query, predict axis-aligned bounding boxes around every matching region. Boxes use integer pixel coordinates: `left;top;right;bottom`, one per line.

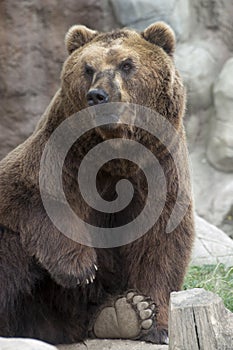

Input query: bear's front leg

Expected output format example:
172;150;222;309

119;214;194;344
21;206;97;288
44;241;98;288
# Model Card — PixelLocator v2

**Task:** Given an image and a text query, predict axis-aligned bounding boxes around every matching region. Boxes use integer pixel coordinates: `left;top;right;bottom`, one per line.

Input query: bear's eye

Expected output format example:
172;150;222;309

120;60;134;73
85;64;95;77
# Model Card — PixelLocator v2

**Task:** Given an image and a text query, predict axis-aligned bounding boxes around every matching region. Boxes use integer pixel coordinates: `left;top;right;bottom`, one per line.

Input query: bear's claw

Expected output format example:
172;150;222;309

51;262;97;288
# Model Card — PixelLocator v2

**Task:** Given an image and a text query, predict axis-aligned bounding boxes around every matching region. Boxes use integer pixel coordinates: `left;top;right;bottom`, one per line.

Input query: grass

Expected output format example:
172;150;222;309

183;264;233;312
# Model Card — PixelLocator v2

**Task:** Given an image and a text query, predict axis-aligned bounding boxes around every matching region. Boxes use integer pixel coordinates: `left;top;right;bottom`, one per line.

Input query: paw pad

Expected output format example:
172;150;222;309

92;290;157;339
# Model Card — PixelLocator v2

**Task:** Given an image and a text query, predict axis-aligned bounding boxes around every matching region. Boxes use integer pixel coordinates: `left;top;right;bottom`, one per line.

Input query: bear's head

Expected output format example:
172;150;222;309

61;22;185;134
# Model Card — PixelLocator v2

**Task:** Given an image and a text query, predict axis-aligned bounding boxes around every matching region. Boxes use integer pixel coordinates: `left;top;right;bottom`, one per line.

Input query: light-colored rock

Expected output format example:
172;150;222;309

211;182;233;237
0;0;109;161
175;40;227;112
191;215;233;266
170;0;193;42
109;0;192;41
190;144;233;238
58;339;167;350
184;114;201;150
207;58;233;172
0;337;57;350
0;338;168;350
191;0;233;50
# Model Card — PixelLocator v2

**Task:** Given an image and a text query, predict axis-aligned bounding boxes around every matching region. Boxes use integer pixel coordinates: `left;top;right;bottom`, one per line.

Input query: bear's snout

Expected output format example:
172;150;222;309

86;88;109;106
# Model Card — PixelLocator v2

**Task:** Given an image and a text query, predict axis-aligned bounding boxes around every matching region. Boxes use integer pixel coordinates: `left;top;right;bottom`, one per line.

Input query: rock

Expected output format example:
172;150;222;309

191;215;233;266
192;0;233;50
0;337;57;350
0;338;167;350
211;182;233;237
175;40;227;112
109;0;192;42
207;58;233;172
58;340;167;350
0;0;109;161
190;144;233;238
184;113;201;150
169;288;233;350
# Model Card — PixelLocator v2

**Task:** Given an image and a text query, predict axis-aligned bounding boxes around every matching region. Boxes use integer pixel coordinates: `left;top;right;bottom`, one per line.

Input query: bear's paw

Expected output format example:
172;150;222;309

90;291;169;344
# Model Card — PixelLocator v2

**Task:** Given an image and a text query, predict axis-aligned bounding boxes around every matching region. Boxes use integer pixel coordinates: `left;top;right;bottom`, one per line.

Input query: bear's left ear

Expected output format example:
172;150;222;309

65;25;98;54
141;22;176;56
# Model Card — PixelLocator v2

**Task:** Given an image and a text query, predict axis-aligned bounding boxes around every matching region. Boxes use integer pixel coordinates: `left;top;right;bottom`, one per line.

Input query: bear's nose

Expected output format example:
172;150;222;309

86;89;109;106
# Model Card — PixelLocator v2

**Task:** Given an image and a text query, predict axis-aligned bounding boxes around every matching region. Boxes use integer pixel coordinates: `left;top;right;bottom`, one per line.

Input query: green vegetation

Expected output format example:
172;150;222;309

183;264;233;312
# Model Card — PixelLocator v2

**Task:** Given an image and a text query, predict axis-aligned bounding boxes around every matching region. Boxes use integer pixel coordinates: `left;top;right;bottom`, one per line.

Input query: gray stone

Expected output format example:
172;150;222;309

109;0;175;28
191;215;233;266
0;338;168;350
190;144;233;238
184;114;201;150
175;40;227;112
0;337;57;350
211;182;233;237
191;0;233;50
58;339;167;350
0;0;107;161
109;0;192;41
170;0;193;42
207;58;233;172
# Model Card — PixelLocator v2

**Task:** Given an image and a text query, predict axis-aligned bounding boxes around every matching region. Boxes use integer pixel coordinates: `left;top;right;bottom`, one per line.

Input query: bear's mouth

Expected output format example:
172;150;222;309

96;123;128;140
93;105;135;140
95;113;125;138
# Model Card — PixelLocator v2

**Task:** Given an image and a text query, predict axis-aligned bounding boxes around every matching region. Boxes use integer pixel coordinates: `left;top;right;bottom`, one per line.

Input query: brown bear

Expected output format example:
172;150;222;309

0;22;194;345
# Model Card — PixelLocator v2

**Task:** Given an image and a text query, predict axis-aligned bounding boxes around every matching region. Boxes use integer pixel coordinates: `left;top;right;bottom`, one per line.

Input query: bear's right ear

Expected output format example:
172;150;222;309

65;25;98;54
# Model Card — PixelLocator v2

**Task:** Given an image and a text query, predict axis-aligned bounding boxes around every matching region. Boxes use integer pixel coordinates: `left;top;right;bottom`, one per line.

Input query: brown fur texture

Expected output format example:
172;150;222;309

0;22;195;344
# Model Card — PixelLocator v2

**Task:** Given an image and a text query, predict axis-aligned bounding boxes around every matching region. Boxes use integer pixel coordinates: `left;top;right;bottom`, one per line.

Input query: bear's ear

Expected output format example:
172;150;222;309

141;22;176;56
65;25;98;54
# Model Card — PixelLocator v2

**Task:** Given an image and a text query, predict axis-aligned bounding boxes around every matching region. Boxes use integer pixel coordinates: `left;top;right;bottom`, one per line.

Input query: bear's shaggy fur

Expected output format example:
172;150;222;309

0;22;194;344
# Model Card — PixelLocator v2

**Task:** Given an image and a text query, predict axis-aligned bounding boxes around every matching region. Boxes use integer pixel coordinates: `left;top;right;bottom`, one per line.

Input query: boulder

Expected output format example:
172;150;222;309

175;40;227;112
191;0;233;50
109;0;192;41
0;0;109;161
0;337;56;350
190;144;233;238
58;340;167;350
212;182;233;238
207;58;233;172
191;215;233;266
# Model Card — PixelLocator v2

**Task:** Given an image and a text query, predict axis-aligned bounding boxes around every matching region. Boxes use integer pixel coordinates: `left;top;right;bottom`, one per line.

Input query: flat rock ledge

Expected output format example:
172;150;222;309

58;340;167;350
0;338;167;350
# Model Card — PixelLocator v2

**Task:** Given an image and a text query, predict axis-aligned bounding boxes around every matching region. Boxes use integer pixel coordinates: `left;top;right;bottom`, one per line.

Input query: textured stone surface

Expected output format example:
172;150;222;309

192;0;233;50
190;145;233;238
191;215;233;266
207;58;233;172
0;0;109;161
175;40;227;112
109;0;192;41
58;340;167;350
0;338;168;350
0;337;56;350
